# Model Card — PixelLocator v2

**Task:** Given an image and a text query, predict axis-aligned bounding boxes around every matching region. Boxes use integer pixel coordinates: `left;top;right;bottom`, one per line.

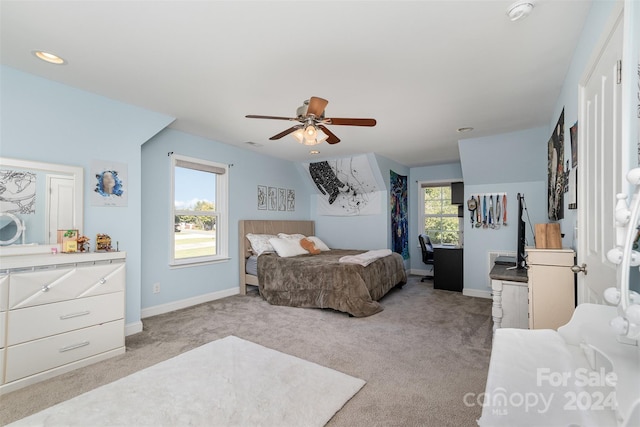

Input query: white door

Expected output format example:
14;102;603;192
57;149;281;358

577;10;624;304
46;175;75;244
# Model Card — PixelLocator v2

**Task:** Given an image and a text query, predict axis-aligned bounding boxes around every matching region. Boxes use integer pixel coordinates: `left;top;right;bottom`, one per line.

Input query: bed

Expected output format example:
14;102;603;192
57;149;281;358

239;220;407;317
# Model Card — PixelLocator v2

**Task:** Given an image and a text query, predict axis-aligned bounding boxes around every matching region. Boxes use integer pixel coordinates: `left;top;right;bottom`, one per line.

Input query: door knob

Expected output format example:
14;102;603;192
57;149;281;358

571;263;587;275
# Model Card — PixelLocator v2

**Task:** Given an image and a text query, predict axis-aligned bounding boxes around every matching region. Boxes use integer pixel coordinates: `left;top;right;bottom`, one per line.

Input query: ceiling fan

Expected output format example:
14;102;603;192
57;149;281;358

245;96;376;145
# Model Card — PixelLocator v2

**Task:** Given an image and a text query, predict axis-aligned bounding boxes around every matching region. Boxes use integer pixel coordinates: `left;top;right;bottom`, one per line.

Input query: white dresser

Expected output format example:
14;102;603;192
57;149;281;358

0;251;126;394
489;248;576;331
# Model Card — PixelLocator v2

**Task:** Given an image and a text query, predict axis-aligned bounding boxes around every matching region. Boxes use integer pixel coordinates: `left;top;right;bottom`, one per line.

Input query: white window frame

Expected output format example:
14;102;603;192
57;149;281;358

170;154;229;267
418;180;462;246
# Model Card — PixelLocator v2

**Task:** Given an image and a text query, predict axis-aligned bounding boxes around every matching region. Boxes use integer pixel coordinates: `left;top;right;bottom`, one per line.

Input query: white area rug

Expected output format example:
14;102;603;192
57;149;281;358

9;336;366;427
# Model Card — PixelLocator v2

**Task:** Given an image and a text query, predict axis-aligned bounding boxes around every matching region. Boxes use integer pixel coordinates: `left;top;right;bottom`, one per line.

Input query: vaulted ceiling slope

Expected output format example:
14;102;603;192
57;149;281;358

0;0;592;167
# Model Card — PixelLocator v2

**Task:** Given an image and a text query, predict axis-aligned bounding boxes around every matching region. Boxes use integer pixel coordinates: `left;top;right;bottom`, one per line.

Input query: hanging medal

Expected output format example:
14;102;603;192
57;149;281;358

494;194;501;230
467;196;477;226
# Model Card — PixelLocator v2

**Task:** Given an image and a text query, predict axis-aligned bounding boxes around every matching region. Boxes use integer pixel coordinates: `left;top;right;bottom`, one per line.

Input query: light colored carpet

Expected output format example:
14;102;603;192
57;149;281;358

8;336;365;427
1;277;493;426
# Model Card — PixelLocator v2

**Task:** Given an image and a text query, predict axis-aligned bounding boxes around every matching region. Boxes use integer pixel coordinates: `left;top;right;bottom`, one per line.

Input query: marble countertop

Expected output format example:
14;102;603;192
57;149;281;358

489;264;528;283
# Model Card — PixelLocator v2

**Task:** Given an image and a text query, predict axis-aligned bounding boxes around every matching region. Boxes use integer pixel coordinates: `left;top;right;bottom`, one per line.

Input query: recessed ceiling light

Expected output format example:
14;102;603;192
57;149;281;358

457;127;474;133
32;50;66;65
506;1;534;22
309;150;320;155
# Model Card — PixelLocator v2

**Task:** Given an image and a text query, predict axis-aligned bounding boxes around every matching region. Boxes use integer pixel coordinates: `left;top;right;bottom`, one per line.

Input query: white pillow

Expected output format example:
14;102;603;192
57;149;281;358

268;237;308;257
307;236;330;251
246;233;277;256
277;233;306;241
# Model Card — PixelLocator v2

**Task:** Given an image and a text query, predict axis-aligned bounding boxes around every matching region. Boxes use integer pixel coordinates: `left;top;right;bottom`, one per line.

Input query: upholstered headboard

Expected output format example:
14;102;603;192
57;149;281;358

238;220;315;294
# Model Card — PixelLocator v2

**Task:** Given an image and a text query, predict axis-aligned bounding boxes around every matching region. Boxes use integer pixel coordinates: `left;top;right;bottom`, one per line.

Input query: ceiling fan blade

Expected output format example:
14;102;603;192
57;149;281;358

318;125;340;144
269;126;302;140
325;118;377;127
306;97;329;117
246;115;297;121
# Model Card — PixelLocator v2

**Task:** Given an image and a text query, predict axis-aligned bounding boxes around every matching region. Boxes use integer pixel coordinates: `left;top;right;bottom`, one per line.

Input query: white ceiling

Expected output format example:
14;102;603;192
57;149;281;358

0;0;592;168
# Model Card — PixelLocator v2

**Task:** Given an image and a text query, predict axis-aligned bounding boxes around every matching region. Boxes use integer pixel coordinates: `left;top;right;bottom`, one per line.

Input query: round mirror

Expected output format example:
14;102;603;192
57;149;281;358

0;212;24;245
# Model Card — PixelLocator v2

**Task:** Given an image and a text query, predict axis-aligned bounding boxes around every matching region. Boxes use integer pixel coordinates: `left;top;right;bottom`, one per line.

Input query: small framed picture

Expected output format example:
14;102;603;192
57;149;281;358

268;187;277;211
278;188;286;211
287;189;295;211
91;160;128;207
257;185;267;210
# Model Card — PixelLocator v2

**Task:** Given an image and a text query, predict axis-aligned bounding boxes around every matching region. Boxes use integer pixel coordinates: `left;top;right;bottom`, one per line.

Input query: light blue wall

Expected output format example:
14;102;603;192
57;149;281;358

307;153;396;251
140;128;311;309
1;66;174;327
464;181;547;294
408;162;463;271
459;127;548;295
459;127;548;185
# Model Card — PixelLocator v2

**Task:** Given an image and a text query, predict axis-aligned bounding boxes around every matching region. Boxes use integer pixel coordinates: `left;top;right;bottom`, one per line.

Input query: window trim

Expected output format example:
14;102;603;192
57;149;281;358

418;180;462;246
170;154;229;267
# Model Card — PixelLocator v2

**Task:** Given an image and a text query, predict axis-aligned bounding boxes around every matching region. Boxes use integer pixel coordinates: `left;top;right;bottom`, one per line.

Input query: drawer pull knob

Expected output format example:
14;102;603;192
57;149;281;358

59;341;90;353
41;285;50;292
60;311;91;320
99;278;107;285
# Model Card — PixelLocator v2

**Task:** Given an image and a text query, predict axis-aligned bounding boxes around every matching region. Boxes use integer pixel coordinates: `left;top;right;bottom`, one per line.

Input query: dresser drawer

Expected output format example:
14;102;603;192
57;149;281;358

7;292;124;346
0;274;8;311
9;262;125;309
0;311;5;349
0;348;4;384
5;319;124;383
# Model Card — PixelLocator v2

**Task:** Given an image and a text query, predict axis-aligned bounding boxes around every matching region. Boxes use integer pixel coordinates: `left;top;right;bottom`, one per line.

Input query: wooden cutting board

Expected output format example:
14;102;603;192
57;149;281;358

535;223;562;249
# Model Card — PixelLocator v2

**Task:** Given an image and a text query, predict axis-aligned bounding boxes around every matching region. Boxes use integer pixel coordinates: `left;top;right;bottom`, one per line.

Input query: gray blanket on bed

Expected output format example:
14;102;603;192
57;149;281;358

257;249;407;317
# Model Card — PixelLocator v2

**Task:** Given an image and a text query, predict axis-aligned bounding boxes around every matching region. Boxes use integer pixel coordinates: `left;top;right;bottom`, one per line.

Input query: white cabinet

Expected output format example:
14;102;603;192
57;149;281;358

0;252;126;394
491;279;529;330
526;248;575;330
0;274;8;384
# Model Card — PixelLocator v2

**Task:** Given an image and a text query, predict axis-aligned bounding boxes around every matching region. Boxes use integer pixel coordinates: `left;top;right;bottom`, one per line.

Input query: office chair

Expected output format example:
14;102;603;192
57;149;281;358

418;234;434;282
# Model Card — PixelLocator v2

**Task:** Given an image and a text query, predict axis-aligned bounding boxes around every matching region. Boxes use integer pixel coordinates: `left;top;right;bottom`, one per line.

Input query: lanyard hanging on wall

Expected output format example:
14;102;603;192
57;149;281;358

503;194;508;226
482;195;488;228
494;194;501;230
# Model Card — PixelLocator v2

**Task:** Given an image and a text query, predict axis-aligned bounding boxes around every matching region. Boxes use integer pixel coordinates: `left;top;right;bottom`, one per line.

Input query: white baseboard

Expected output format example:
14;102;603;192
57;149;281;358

463;288;492;299
125;321;143;336
141;287;240;319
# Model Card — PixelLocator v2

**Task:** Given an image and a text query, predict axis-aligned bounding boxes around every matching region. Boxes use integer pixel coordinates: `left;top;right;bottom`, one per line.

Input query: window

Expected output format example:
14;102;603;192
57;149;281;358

170;154;228;266
420;183;460;245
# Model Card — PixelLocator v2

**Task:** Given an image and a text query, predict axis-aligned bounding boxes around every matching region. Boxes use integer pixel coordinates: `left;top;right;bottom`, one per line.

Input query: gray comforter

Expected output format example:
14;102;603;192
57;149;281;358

257;249;407;317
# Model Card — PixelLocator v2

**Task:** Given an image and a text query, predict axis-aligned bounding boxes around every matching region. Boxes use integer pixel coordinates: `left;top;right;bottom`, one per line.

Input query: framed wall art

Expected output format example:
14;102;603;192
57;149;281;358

287;189;295;211
91;160;128;207
268;186;277;211
547;110;564;221
257;185;267;210
278;188;286;211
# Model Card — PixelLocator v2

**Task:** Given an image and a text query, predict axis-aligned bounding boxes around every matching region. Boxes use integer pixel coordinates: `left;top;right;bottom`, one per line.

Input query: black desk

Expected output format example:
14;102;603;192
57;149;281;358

433;247;463;292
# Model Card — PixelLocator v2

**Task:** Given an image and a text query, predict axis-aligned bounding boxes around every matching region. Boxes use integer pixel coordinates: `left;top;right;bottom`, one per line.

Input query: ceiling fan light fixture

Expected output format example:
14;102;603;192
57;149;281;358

506;1;534;21
292;126;327;146
292;128;305;144
304;125;317;140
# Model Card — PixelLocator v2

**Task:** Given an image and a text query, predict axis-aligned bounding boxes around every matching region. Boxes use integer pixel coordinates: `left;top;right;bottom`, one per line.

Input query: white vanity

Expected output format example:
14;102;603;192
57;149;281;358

0;251;126;394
